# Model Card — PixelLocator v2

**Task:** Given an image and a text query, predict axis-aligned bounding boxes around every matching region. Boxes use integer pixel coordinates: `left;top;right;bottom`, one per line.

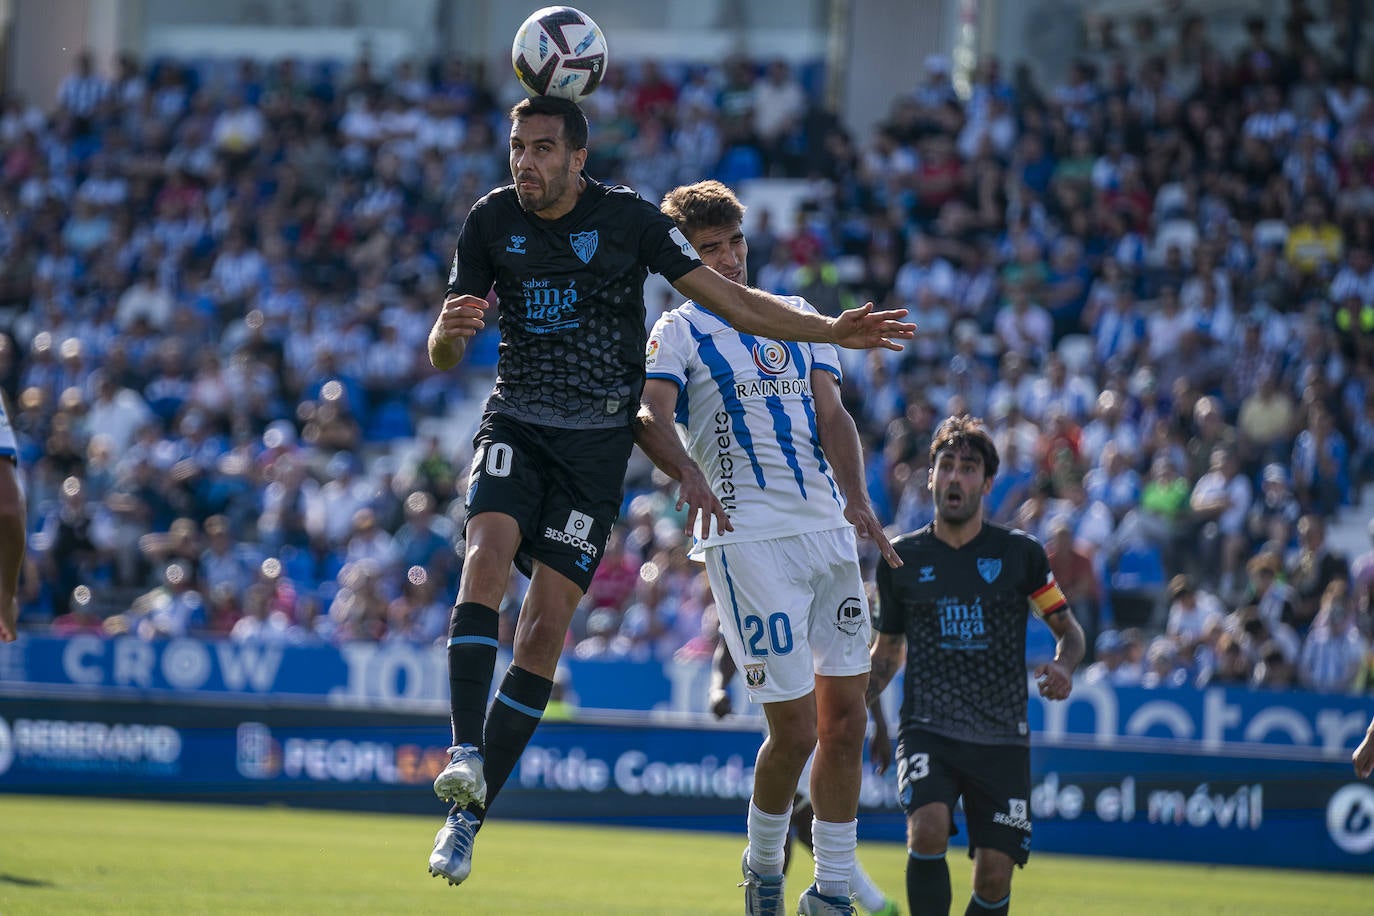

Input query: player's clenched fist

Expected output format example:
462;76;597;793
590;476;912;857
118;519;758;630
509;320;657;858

429;294;490;370
437;294;489;340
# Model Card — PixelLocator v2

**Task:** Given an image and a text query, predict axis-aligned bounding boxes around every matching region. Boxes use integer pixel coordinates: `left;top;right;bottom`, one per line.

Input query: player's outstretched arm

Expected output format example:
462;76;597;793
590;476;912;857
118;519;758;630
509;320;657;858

672;266;914;350
634;379;733;542
1354;717;1374;778
0;459;25;642
811;371;901;568
1034;606;1085;701
428;293;489;370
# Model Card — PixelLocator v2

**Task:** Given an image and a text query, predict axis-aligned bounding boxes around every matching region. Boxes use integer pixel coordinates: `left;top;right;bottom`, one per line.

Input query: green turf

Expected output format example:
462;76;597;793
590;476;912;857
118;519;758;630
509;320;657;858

0;794;1367;914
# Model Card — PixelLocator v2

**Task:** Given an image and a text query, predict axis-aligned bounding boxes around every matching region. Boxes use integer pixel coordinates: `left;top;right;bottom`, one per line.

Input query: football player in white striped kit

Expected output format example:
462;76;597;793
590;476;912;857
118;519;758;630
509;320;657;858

636;180;904;916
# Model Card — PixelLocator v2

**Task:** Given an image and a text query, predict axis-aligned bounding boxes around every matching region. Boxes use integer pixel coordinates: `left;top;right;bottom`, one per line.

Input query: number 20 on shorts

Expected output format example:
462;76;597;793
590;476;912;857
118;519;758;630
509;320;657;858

743;612;793;656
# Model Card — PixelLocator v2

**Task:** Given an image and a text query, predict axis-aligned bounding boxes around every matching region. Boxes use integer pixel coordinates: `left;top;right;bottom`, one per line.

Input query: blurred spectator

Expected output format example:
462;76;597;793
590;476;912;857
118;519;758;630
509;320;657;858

1082;629;1141;686
49;585;104;636
1046;518;1100;647
1164;574;1224;646
1141;635;1188;688
1251;640;1298;690
1351;519;1374;617
1286;513;1350;631
1203;630;1254;687
1187;447;1252;595
1297;580;1368;693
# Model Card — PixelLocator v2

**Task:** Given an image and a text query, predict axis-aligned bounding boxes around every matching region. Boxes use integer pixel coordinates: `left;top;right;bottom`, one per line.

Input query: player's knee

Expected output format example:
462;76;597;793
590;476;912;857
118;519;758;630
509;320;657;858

769;721;818;765
816;699;868;749
971;851;1013;900
970;871;1011;903
907;808;950;855
513;614;564;662
459;543;513;598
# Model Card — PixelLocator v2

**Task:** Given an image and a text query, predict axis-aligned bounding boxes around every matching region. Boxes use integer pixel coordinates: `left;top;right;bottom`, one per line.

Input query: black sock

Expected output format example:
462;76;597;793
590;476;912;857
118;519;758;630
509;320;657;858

965;892;1009;915
481;665;553;811
907;851;951;916
447;602;500;749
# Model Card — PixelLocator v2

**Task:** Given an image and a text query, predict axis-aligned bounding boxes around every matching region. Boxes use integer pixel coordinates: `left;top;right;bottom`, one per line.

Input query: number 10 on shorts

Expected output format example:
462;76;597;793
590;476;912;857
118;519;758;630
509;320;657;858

743;612;794;656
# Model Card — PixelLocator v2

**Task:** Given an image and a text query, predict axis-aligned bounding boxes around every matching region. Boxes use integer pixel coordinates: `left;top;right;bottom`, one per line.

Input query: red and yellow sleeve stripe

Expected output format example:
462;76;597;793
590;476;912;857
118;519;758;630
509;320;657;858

1030;577;1068;619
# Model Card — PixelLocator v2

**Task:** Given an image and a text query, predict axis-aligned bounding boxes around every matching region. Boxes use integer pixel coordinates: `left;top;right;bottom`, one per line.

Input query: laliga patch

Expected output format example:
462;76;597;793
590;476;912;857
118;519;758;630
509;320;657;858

669;226;699;259
645;336;660;366
564;510;593;537
744;664;766;687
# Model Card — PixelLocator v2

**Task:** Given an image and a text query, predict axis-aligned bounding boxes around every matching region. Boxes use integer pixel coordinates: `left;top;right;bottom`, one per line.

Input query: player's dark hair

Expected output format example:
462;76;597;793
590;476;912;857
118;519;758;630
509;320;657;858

929;414;1000;480
660;180;747;238
509;95;588;151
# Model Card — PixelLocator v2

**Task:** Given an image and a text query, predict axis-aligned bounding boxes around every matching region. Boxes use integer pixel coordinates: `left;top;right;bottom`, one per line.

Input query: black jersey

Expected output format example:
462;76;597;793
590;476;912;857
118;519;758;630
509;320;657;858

876;522;1068;747
447;177;702;428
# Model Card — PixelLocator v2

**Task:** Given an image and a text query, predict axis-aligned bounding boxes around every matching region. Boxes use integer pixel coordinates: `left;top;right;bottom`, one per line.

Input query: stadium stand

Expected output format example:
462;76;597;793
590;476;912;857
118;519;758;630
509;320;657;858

3;8;1373;698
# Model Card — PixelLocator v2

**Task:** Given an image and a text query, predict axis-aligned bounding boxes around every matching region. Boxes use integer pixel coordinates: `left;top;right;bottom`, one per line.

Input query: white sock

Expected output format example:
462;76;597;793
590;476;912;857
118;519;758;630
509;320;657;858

746;797;791;876
850;859;886;911
811;817;857;900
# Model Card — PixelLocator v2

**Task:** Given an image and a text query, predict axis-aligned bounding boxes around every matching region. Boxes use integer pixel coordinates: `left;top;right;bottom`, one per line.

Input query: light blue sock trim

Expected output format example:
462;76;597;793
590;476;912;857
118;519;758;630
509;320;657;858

449;635;499;647
971;892;1010;909
907;849;946;860
495;689;545;718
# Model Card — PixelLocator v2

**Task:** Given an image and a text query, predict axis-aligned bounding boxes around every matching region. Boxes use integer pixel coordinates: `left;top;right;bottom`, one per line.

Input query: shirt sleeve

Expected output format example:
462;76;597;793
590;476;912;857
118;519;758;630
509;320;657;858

446;201;495;298
1021;534;1069;619
636;201;702;283
645;310;692;388
792;297;842;380
875;556;904;634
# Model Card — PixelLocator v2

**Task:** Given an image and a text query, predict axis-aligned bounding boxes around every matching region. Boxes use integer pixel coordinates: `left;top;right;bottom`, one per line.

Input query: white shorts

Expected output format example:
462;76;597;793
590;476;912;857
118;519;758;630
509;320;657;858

706;527;871;705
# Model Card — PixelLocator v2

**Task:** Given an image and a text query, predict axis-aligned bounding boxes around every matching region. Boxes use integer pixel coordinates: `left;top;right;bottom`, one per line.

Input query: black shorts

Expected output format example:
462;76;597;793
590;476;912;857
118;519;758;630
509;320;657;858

465;412;634;591
896;727;1032;866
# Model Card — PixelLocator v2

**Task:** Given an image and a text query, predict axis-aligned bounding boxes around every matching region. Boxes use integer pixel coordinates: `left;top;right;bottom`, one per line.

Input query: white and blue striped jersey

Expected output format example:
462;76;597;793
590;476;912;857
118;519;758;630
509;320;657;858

645;297;849;558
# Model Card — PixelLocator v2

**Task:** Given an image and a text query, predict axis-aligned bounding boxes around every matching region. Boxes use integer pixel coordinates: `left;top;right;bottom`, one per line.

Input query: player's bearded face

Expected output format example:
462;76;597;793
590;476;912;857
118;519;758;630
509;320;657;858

509;114;583;215
930;449;988;524
514;149;574;212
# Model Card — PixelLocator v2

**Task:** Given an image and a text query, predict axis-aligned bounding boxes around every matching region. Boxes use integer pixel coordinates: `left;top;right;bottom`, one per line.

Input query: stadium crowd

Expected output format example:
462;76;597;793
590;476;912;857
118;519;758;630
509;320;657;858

2;7;1374;697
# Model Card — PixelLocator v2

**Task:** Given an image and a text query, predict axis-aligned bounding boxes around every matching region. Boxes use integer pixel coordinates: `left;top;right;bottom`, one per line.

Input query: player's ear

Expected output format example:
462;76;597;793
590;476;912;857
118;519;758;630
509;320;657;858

570;146;588;174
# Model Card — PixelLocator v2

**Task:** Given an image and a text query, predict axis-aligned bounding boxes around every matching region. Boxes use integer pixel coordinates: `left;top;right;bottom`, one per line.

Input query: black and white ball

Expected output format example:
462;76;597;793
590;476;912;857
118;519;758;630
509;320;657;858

512;6;609;101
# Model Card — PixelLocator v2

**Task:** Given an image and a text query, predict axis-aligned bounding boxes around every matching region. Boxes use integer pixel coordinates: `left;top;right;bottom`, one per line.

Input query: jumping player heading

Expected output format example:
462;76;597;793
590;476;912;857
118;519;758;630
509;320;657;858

426;95;913;889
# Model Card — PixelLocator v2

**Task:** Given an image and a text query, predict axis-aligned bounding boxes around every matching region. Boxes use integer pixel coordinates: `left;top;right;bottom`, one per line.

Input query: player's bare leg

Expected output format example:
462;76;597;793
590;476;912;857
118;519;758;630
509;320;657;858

968;848;1014;914
798;672;867;915
743;692;816;915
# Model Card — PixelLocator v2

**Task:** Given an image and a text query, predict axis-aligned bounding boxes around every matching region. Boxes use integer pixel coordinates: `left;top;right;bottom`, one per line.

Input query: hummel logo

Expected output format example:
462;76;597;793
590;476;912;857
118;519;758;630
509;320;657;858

507;235;527;254
918;566;935;583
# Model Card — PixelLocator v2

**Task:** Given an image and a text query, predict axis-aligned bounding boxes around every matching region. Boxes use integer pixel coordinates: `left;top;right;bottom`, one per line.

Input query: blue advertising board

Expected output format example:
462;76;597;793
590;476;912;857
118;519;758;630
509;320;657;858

2;635;1371;762
0;695;1370;872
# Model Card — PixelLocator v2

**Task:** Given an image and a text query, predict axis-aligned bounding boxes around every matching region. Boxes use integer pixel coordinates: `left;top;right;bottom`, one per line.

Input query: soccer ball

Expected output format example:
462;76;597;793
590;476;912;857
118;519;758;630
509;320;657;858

511;6;609;101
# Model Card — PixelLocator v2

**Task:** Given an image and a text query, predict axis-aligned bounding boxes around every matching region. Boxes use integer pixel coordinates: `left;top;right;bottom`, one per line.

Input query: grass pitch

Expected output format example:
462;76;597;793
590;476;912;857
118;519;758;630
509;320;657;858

0;794;1367;914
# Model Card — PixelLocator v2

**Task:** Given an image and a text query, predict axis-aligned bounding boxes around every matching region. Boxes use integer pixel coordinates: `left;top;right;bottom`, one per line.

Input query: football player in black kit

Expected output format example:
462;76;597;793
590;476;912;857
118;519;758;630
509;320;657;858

866;415;1084;916
425;94;915;887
